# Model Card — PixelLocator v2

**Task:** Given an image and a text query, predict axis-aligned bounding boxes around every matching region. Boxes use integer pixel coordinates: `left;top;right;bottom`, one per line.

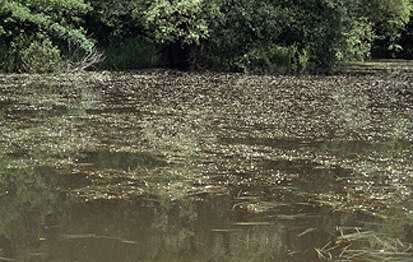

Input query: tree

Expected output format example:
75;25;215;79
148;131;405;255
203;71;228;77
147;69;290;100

358;0;413;57
0;0;94;72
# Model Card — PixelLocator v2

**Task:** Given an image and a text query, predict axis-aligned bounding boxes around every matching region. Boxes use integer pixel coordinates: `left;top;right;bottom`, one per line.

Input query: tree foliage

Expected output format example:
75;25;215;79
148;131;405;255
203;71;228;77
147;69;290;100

198;0;285;72
20;32;64;73
1;0;93;50
0;0;94;72
0;0;412;73
85;0;146;41
359;0;412;52
356;0;413;57
144;0;211;45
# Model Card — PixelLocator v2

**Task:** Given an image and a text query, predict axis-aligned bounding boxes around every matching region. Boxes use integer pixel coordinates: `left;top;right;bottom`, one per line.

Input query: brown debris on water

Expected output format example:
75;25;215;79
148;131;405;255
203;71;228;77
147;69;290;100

0;71;411;218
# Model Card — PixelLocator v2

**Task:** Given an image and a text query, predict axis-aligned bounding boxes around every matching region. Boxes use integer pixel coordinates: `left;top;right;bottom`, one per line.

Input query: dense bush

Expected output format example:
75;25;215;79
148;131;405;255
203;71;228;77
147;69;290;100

276;0;348;69
20;33;64;73
85;0;147;42
399;18;413;58
86;0;371;72
98;37;164;70
338;17;374;61
0;0;94;72
192;0;367;72
192;0;284;72
357;0;412;57
144;0;212;46
1;0;412;73
234;44;308;74
1;32;64;73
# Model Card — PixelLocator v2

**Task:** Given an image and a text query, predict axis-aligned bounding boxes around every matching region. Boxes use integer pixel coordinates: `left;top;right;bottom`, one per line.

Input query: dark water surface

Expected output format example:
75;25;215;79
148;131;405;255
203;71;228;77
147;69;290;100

0;168;370;262
0;72;412;261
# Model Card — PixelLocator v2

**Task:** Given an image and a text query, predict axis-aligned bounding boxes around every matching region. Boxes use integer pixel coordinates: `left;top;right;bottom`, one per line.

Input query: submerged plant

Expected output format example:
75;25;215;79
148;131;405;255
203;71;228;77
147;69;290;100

316;228;413;261
0;66;412;260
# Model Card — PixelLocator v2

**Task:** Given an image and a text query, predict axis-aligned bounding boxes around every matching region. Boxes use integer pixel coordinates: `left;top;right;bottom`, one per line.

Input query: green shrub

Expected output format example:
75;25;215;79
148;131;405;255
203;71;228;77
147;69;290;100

0;0;94;72
1;33;29;72
278;0;353;69
2;0;411;73
357;0;412;57
20;33;64;73
235;44;308;74
87;0;412;73
1;0;93;50
0;40;13;73
86;0;147;42
337;17;374;61
188;0;374;73
398;14;413;59
190;0;283;72
1;33;63;73
144;0;212;46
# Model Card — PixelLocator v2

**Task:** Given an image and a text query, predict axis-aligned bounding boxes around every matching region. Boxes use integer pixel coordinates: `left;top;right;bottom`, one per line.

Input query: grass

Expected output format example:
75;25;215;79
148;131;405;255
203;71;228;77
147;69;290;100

316;228;413;261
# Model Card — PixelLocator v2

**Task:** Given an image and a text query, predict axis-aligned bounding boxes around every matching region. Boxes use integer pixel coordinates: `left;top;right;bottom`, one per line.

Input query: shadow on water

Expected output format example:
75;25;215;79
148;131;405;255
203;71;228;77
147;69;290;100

0;104;146;119
79;151;168;171
1;186;412;262
261;159;349;194
221;137;305;150
222;137;411;158
85;107;145;115
0;104;147;119
312;139;411;158
0;106;85;119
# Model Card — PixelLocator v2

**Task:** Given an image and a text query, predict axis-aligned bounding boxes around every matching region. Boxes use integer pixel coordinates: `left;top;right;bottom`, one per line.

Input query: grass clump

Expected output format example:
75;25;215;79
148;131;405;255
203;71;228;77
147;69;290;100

316;228;413;261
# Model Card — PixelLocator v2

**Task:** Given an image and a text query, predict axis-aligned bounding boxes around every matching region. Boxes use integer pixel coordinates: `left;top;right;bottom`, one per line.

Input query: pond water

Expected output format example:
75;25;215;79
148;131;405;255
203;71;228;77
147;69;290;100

0;175;351;262
0;72;412;261
0;166;391;262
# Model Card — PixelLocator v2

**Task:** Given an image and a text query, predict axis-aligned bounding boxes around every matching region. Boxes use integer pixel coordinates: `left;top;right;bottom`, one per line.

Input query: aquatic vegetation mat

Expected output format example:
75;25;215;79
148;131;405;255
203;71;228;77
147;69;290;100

0;69;412;260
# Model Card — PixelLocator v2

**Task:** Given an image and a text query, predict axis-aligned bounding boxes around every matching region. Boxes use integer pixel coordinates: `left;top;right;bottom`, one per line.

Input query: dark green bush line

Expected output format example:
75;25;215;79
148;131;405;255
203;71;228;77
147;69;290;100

0;0;412;73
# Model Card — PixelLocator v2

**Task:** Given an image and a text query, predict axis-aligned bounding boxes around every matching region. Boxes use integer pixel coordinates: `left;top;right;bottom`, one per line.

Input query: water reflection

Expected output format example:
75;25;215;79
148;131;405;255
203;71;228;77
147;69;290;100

0;156;342;261
1;160;407;261
0;190;348;262
0;72;412;261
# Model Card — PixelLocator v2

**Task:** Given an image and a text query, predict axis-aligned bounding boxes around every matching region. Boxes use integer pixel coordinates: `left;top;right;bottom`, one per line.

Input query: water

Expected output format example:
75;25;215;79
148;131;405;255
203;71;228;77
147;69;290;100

80;151;167;171
0;72;412;261
0;174;352;262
